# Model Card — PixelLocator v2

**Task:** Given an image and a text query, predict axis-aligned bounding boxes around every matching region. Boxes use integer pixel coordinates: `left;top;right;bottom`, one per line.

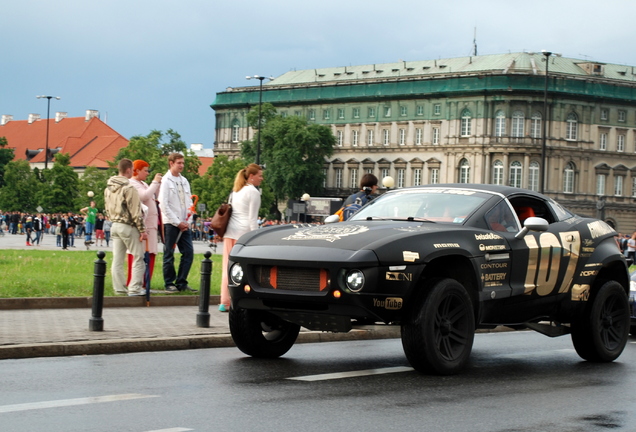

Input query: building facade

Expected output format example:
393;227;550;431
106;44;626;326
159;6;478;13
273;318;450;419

211;52;636;231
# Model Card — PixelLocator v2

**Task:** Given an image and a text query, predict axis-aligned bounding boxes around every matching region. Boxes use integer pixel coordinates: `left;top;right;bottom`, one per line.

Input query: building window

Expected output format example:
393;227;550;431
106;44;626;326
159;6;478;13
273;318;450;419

399;129;406;145
400;106;407;116
511;110;525;138
337;108;345;119
495;110;506;138
366;168;373;174
459;159;470;183
415;128;422;145
367;129;374;146
397;169;405;188
335;169;343;188
615;175;624;196
281;111;287;118
323;168;327;188
600;108;609;121
600;133;607;150
323;109;330;120
563;162;575;193
632;177;636;197
383;106;391;117
531;112;542;139
381;168;389;181
368;107;376;118
566;113;578;141
509;161;522;188
350;168;358;189
231;121;240;143
528;161;539;192
382;129;390;145
434;104;441;115
432;127;440;145
460;109;471;137
353;107;360;119
430;168;440;184
618;134;625;152
309;109;316;120
596;174;606;196
352;130;359;147
337;130;343;146
416;105;424;116
492;160;504;185
413;169;422;186
618;110;626;122
294;110;302;117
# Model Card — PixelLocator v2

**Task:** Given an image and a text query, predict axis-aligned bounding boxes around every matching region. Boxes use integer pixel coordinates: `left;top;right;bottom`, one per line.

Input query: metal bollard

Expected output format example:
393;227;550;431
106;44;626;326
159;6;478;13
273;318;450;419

89;251;107;331
197;251;213;327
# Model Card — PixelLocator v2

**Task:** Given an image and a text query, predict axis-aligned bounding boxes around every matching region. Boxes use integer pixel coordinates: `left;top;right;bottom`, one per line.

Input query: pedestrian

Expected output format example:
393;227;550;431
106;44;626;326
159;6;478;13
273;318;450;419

219;163;263;312
32;214;43;245
627;232;636;263
66;212;76;248
61;214;71;250
127;159;162;288
94;213;105;247
158;152;197;293
80;201;98;247
55;221;62;247
24;214;33;246
104;158;148;296
338;173;378;221
103;216;112;247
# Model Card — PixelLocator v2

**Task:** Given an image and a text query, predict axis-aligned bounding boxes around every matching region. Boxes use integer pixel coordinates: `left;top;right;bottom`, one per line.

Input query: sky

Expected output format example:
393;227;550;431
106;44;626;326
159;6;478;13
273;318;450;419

3;0;636;151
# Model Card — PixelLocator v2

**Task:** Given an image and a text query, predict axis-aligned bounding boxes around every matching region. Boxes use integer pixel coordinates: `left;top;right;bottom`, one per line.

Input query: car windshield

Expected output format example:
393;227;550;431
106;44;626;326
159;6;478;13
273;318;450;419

350;188;490;223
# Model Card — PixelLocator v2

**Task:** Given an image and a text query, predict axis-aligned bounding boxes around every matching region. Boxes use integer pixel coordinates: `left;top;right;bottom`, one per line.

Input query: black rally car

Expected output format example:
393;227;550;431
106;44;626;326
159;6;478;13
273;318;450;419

227;184;630;374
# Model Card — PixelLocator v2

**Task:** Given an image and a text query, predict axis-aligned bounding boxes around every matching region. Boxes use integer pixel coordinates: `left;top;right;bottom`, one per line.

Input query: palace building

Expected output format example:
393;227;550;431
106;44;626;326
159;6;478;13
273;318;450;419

211;52;636;231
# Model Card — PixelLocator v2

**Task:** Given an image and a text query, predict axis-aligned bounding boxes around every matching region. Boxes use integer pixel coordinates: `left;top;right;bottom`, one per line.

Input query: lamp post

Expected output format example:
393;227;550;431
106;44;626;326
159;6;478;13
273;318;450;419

36;95;61;170
245;75;273;165
382;176;395;191
540;51;552;194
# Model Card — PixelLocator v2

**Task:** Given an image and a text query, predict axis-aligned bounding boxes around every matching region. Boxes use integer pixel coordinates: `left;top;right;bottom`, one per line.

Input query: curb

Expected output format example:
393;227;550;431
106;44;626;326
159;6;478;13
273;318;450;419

0;296;216;310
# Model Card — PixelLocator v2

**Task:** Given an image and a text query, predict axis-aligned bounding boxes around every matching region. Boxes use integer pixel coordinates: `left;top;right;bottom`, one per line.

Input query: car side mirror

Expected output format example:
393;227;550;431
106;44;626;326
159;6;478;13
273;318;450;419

324;214;340;224
515;217;549;239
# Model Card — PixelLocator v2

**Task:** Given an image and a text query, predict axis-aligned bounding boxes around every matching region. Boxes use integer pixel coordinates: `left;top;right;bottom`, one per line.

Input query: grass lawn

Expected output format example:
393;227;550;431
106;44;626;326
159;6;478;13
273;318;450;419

0;250;223;298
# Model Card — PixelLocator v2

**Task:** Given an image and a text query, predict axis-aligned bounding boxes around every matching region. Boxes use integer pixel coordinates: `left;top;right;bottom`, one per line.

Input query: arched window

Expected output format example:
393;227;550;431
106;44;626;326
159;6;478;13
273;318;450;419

459;158;470;183
511;110;525;138
231;120;240;143
566;113;578;141
509;161;522;188
495;110;506;138
530;112;542;139
528;161;540;191
563;162;575;193
492;160;504;185
460;109;472;137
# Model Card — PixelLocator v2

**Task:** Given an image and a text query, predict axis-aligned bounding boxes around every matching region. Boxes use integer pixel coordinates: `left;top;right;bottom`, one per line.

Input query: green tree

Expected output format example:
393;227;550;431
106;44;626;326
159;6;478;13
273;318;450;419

41;153;80;213
0;136;15;188
76;166;111;210
0;159;39;212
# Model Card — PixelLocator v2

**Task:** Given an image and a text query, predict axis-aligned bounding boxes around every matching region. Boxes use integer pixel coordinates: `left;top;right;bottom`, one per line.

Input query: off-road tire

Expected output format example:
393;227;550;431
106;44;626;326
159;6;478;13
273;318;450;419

229;308;300;358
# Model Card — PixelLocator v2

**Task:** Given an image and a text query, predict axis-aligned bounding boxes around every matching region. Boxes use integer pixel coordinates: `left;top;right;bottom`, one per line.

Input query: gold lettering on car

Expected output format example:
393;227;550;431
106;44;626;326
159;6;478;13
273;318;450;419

523;231;580;296
373;297;403;310
386;272;413;281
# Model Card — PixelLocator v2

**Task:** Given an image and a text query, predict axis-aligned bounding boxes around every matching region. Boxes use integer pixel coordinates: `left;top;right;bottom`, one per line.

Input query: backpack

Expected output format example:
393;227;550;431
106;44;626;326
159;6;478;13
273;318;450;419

336;191;370;221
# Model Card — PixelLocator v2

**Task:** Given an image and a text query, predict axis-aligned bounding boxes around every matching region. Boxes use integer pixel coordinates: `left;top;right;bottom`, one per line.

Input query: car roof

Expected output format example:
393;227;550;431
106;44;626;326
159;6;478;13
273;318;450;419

390;183;546;200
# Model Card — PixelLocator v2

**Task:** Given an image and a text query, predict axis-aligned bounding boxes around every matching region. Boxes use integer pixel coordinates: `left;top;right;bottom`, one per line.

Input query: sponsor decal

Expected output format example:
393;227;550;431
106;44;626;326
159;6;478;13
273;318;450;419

479;244;506;251
434;243;460;248
481;262;508;269
581;247;595;254
386;272;413;281
587;221;615;239
482;272;506;282
571;284;590;301
403;251;420;262
584;263;602;268
523;231;580;296
373;297;403;310
475;233;503;240
583;239;594;247
282;225;369;242
579;270;598;277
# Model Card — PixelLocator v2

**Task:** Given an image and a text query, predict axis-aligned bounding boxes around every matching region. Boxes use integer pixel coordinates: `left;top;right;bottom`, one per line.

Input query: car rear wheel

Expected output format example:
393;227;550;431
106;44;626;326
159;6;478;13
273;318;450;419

571;281;629;362
401;278;475;375
229;308;300;358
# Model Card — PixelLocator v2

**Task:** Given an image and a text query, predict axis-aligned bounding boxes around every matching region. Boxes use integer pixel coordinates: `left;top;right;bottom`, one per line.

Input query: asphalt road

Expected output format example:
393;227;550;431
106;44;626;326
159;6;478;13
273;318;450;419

2;331;636;432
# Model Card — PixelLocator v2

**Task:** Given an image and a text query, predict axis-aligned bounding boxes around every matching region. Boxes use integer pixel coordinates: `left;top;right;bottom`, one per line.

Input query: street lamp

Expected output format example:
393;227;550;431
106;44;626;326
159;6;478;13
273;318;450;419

36;95;61;170
382;176;395;190
540;51;552;194
246;75;273;165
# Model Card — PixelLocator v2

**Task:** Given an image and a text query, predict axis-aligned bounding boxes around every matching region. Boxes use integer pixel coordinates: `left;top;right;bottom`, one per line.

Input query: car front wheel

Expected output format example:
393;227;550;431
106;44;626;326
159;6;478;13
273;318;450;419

571;280;629;362
229;308;300;358
401;278;475;375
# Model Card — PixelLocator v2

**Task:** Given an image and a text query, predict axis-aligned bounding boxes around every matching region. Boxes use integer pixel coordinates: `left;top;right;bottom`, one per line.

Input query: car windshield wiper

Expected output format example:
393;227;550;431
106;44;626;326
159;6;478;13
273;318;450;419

361;216;436;223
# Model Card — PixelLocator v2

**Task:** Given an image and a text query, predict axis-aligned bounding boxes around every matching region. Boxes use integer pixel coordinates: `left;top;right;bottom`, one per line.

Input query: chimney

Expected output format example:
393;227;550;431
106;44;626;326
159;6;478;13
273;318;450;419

85;109;99;121
55;112;68;123
1;115;12;126
190;143;203;151
28;113;41;124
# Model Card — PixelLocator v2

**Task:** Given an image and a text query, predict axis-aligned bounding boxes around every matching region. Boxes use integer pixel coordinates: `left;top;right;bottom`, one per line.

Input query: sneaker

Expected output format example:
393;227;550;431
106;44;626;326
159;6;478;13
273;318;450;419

218;304;228;312
165;285;179;293
128;291;145;297
181;285;199;293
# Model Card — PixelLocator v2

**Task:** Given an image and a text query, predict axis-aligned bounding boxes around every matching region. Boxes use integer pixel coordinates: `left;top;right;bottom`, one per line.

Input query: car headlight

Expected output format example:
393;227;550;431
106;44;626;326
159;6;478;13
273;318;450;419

230;263;244;285
345;269;365;292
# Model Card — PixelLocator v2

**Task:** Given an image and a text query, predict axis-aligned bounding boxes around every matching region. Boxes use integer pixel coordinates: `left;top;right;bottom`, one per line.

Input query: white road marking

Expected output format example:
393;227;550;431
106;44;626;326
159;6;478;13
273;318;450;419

145;429;193;432
494;348;576;360
0;393;158;414
287;366;414;381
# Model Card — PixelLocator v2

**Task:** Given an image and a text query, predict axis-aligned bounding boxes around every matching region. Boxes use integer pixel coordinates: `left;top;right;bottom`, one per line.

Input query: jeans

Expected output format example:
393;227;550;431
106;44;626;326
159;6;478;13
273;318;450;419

162;225;193;290
105;231;111;246
85;221;94;242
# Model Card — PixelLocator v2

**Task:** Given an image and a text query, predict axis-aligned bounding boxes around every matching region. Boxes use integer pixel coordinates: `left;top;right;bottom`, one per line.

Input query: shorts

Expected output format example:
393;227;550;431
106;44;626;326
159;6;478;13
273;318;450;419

95;229;105;239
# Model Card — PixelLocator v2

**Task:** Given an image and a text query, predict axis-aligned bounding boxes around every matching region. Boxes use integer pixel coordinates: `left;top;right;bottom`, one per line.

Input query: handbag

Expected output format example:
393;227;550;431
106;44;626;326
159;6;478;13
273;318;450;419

211;194;232;238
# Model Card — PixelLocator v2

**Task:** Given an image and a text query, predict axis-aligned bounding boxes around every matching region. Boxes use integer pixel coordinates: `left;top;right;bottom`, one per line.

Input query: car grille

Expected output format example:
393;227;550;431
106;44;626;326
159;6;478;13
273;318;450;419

254;266;329;292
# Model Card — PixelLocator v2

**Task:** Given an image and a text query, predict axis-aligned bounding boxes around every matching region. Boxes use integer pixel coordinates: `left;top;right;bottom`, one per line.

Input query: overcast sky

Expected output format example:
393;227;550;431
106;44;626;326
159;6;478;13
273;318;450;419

3;0;636;151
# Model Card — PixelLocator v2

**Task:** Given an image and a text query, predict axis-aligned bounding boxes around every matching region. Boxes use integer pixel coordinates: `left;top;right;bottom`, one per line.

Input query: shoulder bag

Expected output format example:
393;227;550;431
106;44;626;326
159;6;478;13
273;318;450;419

211;194;232;238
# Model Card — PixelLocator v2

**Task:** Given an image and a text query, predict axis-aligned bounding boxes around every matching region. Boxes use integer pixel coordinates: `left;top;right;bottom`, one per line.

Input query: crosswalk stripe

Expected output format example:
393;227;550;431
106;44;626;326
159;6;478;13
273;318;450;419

0;393;158;414
287;366;414;381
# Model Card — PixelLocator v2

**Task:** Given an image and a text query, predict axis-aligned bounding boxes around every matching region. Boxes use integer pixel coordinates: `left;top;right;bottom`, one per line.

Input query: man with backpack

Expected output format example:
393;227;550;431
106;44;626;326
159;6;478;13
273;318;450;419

338;173;379;221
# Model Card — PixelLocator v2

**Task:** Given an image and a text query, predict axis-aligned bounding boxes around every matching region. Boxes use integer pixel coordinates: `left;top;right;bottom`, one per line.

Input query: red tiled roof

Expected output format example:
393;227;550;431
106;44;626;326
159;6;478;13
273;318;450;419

198;156;214;176
0;115;128;168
